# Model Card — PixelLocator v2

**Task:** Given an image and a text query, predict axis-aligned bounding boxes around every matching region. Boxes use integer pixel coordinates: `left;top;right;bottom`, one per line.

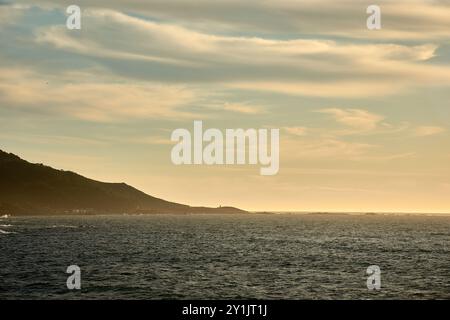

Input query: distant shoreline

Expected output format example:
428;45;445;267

3;211;450;218
262;211;450;217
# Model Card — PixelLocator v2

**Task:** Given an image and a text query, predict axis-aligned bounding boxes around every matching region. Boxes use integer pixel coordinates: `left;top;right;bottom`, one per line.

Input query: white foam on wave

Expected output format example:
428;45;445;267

48;225;78;229
0;224;13;227
0;214;10;219
0;229;16;234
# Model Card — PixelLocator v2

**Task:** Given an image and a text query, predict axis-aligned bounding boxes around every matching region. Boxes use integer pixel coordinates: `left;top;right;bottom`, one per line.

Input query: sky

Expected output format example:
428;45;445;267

1;0;450;213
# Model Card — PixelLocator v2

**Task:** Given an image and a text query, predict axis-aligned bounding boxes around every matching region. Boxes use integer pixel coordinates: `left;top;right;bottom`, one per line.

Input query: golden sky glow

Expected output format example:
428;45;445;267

1;0;450;213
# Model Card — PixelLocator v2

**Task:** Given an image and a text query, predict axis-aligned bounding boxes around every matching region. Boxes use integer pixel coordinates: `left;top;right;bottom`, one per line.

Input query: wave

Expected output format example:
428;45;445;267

0;214;10;219
0;229;16;234
47;225;78;229
0;224;13;227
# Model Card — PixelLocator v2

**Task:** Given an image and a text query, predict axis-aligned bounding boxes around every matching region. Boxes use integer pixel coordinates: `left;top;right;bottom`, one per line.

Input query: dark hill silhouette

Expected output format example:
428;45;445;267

0;150;247;215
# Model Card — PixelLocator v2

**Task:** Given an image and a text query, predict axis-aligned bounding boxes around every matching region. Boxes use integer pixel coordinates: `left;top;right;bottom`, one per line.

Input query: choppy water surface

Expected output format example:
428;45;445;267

1;214;449;299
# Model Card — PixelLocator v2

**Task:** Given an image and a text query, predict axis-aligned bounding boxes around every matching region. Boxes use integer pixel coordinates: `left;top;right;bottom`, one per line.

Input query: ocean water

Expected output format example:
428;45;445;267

0;214;449;300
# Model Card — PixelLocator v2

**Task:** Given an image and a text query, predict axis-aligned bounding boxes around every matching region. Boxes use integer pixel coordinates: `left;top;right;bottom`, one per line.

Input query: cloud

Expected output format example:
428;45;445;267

280;109;419;162
0;3;28;28
415;126;446;136
317;108;384;131
0;132;107;146
284;127;308;136
282;136;376;160
0;67;200;122
222;102;265;114
29;8;450;98
228;81;410;98
14;0;450;40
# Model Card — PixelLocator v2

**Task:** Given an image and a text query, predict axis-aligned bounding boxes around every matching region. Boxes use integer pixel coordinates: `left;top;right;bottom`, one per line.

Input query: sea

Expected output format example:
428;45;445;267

0;214;449;299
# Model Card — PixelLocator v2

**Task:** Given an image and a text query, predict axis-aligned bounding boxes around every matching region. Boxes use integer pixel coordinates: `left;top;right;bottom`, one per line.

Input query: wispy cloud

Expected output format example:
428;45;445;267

282;136;377;160
414;126;446;137
0;67;201;122
29;8;450;99
283;127;308;136
222;102;265;114
15;0;450;40
317;108;384;131
0;2;27;28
